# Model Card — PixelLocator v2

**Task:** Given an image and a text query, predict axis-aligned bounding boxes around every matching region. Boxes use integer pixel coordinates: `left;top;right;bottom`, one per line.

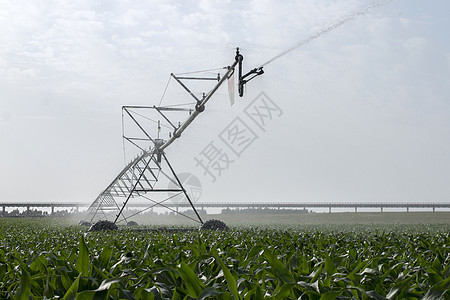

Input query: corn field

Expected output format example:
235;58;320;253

0;219;448;299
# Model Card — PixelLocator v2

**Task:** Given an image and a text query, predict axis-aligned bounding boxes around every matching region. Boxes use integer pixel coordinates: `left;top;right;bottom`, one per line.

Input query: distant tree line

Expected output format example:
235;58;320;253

0;209;73;218
221;207;310;214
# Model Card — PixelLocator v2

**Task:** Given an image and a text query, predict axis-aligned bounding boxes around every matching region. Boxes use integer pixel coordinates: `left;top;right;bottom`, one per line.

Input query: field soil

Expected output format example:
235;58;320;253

103;211;450;227
206;211;450;226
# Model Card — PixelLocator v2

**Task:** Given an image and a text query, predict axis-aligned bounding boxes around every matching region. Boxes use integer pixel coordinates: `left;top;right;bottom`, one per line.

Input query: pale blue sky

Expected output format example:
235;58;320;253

1;0;449;205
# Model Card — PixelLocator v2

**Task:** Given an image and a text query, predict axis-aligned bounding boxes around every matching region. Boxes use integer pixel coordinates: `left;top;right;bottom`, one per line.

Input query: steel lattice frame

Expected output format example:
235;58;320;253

85;49;262;225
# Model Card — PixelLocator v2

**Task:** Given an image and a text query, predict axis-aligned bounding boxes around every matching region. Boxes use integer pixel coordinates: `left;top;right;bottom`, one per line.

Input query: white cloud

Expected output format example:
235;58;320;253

402;36;426;52
1;0;449;205
446;52;450;70
114;9;146;26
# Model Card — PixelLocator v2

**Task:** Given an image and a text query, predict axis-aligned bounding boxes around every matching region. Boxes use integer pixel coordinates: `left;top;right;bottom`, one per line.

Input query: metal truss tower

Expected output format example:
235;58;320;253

85;49;263;225
85;147;202;224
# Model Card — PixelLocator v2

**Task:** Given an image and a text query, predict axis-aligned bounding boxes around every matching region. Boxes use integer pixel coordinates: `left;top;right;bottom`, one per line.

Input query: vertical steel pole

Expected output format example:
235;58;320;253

162;152;203;224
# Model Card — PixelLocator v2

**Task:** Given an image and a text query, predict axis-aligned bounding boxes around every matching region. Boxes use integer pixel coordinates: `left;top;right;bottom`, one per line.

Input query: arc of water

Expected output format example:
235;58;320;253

260;0;393;67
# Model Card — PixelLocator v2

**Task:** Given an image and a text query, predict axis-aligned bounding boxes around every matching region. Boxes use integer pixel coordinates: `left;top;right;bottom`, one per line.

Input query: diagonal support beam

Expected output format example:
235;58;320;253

123;107;155;144
162;152;203;224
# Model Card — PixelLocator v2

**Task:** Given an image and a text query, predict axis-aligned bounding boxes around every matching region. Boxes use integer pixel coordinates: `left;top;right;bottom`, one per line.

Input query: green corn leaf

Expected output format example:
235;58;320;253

365;291;388;300
198;287;224;300
347;287;387;300
91;264;108;281
301;289;321;298
311;280;320;294
347;261;367;283
95;277;124;291
140;289;156;300
426;268;444;286
358;268;378;276
320;290;344;300
423;277;450;300
74;289;108;300
171;288;182;300
289;253;298;271
264;249;295;284
62;274;80;300
386;275;414;300
325;255;337;276
431;256;442;273
214;252;240;300
324;254;337;287
13;268;31;300
244;245;263;263
310;264;323;284
302;253;310;274
73;278;124;300
119;289;135;300
98;246;113;269
59;269;73;291
178;262;204;298
0;263;6;282
443;262;450;278
274;283;295;300
255;285;264;300
76;235;89;277
219;292;235;300
298;280;320;294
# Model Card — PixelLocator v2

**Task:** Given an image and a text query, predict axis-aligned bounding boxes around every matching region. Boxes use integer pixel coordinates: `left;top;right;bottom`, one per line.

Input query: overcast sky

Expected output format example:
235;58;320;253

1;0;449;205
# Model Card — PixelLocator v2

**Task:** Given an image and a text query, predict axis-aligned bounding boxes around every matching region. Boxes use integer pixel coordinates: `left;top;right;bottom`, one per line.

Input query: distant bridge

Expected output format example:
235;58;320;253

1;201;449;215
0;202;84;214
186;202;450;213
159;202;450;213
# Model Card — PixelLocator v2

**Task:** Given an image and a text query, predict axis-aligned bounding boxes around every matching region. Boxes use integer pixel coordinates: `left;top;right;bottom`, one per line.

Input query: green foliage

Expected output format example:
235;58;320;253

0;219;448;299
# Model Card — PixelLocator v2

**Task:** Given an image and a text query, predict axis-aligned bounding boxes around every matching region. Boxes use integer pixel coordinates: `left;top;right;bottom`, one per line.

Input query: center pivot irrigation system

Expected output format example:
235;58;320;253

84;0;391;226
85;49;264;225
